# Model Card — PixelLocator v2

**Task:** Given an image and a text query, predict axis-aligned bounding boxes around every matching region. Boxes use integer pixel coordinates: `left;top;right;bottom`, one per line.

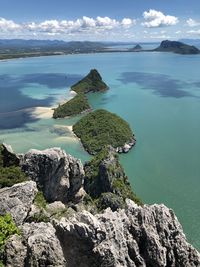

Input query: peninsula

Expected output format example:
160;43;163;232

53;69;108;118
154;40;200;54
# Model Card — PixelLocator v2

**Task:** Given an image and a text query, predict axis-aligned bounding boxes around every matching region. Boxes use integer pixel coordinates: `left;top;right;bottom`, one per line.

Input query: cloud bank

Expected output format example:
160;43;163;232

142;10;179;28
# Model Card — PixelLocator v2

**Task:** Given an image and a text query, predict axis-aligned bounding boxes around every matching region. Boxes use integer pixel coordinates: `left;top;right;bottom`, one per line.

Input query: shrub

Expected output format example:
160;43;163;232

0;167;27;188
0;214;20;256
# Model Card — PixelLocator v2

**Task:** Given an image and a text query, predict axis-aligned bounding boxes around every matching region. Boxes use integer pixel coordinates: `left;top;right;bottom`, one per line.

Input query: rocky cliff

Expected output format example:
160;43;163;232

0;145;200;267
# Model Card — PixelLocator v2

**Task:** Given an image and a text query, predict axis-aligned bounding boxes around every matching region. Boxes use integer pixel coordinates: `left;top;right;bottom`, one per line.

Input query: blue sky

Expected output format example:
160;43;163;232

0;0;200;41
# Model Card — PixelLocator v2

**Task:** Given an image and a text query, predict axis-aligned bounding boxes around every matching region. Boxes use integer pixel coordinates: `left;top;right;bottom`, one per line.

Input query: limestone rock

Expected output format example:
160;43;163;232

0;181;37;225
4;222;65;267
54;200;200;267
4;234;27;267
21;147;85;203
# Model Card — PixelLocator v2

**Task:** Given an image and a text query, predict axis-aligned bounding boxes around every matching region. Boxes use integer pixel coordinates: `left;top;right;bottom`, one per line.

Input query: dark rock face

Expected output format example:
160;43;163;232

54;200;200;267
155;40;200;54
0;143;20;167
84;146;141;208
20;148;85;203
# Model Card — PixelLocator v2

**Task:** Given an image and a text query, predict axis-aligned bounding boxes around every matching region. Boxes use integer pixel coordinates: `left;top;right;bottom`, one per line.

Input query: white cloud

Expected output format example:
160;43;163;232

0;17;21;31
25;16;136;35
142;9;179;28
121;18;136;28
186;18;200;27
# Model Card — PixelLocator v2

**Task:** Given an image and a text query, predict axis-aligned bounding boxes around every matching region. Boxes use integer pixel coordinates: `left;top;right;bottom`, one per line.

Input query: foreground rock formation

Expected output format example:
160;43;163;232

0;144;200;266
21;147;85;203
4;199;200;267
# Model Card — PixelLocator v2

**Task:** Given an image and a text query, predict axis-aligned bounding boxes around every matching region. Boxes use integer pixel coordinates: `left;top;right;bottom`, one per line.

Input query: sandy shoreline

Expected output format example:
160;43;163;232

31;107;55;119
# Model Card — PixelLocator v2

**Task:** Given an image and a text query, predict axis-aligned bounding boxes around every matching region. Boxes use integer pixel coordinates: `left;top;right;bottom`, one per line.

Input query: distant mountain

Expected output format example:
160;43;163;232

155;40;200;54
0;39;105;50
129;44;142;52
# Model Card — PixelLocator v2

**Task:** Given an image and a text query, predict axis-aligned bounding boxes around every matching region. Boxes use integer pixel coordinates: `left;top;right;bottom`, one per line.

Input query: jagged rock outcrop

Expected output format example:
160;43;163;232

54;199;200;267
84;146;141;209
20;147;85;203
0;181;37;225
5;222;65;267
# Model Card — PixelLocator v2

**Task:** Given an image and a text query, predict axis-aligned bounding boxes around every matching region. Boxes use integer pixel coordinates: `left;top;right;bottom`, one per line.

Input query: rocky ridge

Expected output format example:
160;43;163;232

0;145;200;266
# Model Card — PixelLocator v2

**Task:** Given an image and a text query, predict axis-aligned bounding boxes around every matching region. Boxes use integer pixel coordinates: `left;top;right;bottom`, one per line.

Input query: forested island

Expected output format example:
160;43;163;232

73;109;136;154
53;69;108;118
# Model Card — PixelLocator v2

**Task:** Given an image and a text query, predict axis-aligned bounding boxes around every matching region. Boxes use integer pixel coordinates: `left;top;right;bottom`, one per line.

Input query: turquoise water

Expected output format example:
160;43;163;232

0;52;200;249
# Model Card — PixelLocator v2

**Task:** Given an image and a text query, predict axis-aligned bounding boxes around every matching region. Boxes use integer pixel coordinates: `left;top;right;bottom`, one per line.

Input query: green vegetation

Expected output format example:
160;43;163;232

71;69;108;94
73;109;134;154
34;191;47;209
53;69;108;118
0;144;27;188
84;146;142;211
0;214;20;260
0;167;27;188
53;93;90;118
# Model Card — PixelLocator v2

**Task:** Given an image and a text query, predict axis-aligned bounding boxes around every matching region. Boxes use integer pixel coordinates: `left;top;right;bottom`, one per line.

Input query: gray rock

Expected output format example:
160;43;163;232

4;222;65;267
21;147;85;203
0;181;37;225
54;200;200;267
5;234;27;267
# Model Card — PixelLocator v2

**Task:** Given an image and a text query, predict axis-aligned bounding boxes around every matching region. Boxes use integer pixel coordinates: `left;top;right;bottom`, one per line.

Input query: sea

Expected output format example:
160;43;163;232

0;44;200;249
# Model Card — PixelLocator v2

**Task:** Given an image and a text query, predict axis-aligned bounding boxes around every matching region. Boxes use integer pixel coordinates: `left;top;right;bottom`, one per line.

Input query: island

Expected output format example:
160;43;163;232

129;44;142;52
73;109;136;155
53;69;108;118
154;40;200;54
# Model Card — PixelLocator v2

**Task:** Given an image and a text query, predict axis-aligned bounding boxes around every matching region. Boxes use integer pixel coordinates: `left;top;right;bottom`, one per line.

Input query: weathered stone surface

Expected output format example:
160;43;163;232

54;200;200;267
5;234;27;267
21;147;85;203
4;222;65;267
0;181;37;225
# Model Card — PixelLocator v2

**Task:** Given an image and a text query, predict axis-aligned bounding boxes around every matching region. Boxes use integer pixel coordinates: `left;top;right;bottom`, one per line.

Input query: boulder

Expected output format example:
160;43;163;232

5;222;65;267
20;147;85;203
0;181;37;225
54;200;200;267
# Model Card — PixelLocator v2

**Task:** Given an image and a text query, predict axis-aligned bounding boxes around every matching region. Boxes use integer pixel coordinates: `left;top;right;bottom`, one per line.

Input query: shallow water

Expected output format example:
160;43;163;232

0;52;200;249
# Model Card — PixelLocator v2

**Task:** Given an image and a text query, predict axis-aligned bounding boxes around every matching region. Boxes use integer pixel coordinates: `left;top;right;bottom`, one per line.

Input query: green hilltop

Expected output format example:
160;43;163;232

73;109;135;155
53;69;108;118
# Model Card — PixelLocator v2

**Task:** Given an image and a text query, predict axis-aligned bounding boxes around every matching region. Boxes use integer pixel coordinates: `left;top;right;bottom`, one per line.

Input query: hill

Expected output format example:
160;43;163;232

71;69;108;94
73;109;136;154
155;40;200;54
53;69;108;118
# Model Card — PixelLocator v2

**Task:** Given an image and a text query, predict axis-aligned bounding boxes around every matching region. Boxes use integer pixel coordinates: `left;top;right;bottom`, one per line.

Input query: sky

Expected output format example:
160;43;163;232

0;0;200;42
